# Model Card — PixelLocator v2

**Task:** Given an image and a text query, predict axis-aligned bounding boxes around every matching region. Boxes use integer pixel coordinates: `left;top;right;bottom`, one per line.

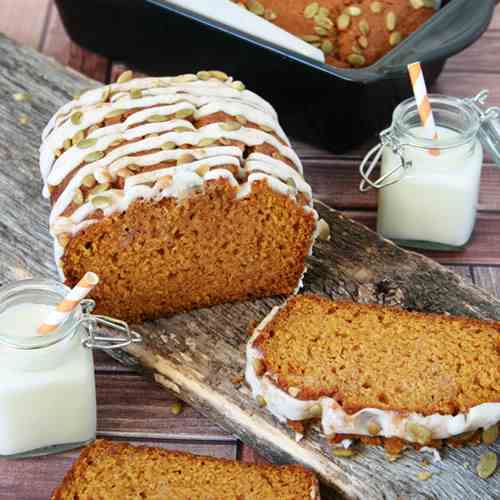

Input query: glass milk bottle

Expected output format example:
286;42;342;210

360;91;500;250
0;279;141;458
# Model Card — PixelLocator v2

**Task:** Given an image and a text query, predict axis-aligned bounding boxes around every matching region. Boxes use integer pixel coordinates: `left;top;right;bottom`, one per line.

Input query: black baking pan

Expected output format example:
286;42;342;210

54;0;496;152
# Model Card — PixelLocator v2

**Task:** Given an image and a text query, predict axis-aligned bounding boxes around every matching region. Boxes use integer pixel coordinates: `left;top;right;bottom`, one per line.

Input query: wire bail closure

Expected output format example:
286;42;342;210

359;128;411;192
79;299;142;350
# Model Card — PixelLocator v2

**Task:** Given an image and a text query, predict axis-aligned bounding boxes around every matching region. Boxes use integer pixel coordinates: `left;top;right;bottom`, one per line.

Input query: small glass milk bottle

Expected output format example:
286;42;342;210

360;91;500;251
0;279;141;458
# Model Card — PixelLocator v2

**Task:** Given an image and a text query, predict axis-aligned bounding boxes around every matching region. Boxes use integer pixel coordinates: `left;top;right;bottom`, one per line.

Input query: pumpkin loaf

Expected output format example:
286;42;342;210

40;72;318;323
51;440;320;499
246;294;500;448
233;0;436;68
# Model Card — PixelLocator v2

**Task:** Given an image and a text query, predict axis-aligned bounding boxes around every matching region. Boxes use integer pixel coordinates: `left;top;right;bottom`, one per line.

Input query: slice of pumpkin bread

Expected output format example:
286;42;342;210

246;294;500;447
52;440;320;499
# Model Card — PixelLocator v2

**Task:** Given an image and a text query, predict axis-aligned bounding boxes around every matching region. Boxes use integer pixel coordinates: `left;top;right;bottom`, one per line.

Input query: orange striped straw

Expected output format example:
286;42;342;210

37;272;99;334
407;62;440;155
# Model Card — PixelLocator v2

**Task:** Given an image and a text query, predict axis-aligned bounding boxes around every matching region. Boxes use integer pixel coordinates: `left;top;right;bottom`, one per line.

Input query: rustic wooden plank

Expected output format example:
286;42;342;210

490;8;500;31
306;159;500;212
0;0;51;49
93;350;133;372
473;266;500;298
0;440;237;500
345;211;500;266
96;373;233;441
1;33;499;499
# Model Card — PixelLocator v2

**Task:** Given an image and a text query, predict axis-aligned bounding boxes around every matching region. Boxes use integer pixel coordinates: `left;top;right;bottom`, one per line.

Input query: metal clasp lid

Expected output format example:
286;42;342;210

78;299;142;350
465;90;500;167
359;128;411;192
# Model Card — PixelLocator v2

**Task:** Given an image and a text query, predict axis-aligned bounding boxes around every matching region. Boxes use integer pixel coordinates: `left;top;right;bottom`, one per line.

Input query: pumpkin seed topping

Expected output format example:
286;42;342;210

177;154;195;165
175;108;194;119
389;31;402;46
256;395;267;407
314;26;329;36
319;7;330;17
410;0;425;7
90;183;110;195
332;448;356;457
482;425;499;445
370;1;383;13
174;126;192;132
288;386;300;398
264;9;277;21
116;70;133;84
70;111;83;125
170;401;183;415
367;421;381;435
315;15;334;30
90;194;112;210
317;219;331;241
347;53;366;67
236;114;248;125
84;150;105;163
72;130;85;146
321;39;334;54
196;164;210;177
304;2;319;19
57;234;70;248
259;124;274;133
359;19;370;35
417;471;432;481
406;422;432;445
220;121;242;131
73;188;84;206
253;359;265;376
386;11;397;31
161;141;176;150
13;92;31;102
477;452;497;479
198;137;216;147
248;0;265;16
358;36;369;49
197;70;211;81
82;174;97;188
77;138;98;149
301;34;322;43
129;88;142;99
337;14;351;31
117;168;133;178
310;404;322;417
209;70;229;81
231;80;246;91
18;114;30;125
147;114;168;123
346;6;362;16
101;86;111;102
63;139;72;150
156;175;173;189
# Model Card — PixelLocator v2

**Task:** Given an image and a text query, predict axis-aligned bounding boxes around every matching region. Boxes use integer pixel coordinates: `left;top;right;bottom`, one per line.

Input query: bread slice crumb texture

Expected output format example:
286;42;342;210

254;294;500;416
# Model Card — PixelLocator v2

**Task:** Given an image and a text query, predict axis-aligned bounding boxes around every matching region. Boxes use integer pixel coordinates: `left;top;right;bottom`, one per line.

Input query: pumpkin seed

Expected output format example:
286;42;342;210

288;386;300;398
70;111;83;125
161;141;176;150
315;15;333;30
477;452;497;479
175;108;194;119
174;126;192;132
72;130;85;146
358;36;369;49
317;219;331;241
314;26;329;36
410;0;425;7
304;2;319;19
91;194;112;209
63;139;72;150
116;70;133;84
196;164;210;177
156;175;173;189
77;138;98;149
73;188;84;205
253;359;265;376
332;448;356;457
198;138;216;147
367;421;381;435
147;114;168;123
57;234;70;248
84;150;105;163
117;167;133;178
174;73;197;83
423;0;436;6
318;7;330;17
256;395;267;407
259;124;274;133
417;471;432;481
301;34;322;43
359;19;370;35
231;80;246;91
236;114;248;125
101;86;111;102
264;9;277;21
247;0;264;15
352;43;362;54
370;1;383;13
385;453;401;462
82;174;97;188
347;53;366;67
310;404;322;417
346;6;362;16
90;183;110;195
389;31;402;46
209;70;229;81
197;70;211;81
337;14;351;31
18;114;30;125
482;425;499;445
220;121;242;131
321;39;334;54
170;401;183;415
12;92;31;102
386;11;397;31
406;422;432;445
129;88;142;99
177;154;195;165
106;108;125;119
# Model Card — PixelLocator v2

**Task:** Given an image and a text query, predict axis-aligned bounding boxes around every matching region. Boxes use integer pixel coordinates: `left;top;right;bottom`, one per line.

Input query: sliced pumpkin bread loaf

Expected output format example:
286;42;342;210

246;294;500;448
52;440;320;499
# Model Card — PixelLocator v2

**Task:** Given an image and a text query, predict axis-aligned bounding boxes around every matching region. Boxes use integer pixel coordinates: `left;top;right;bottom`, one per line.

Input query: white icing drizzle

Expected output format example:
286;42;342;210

246;305;500;445
41;74;318;279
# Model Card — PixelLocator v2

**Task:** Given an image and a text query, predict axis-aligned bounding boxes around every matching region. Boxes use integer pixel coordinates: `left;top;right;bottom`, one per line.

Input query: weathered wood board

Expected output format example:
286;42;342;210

0;33;499;499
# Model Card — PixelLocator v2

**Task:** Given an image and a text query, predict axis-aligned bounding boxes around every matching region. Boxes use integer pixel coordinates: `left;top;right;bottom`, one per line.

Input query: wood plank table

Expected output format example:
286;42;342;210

0;2;499;498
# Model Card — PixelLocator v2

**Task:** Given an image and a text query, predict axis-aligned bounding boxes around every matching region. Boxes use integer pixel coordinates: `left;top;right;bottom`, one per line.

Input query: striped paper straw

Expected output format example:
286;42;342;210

37;272;99;334
407;62;440;154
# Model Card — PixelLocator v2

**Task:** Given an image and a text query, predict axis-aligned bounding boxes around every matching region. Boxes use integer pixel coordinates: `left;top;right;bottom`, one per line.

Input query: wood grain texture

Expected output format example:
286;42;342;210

0;19;500;500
